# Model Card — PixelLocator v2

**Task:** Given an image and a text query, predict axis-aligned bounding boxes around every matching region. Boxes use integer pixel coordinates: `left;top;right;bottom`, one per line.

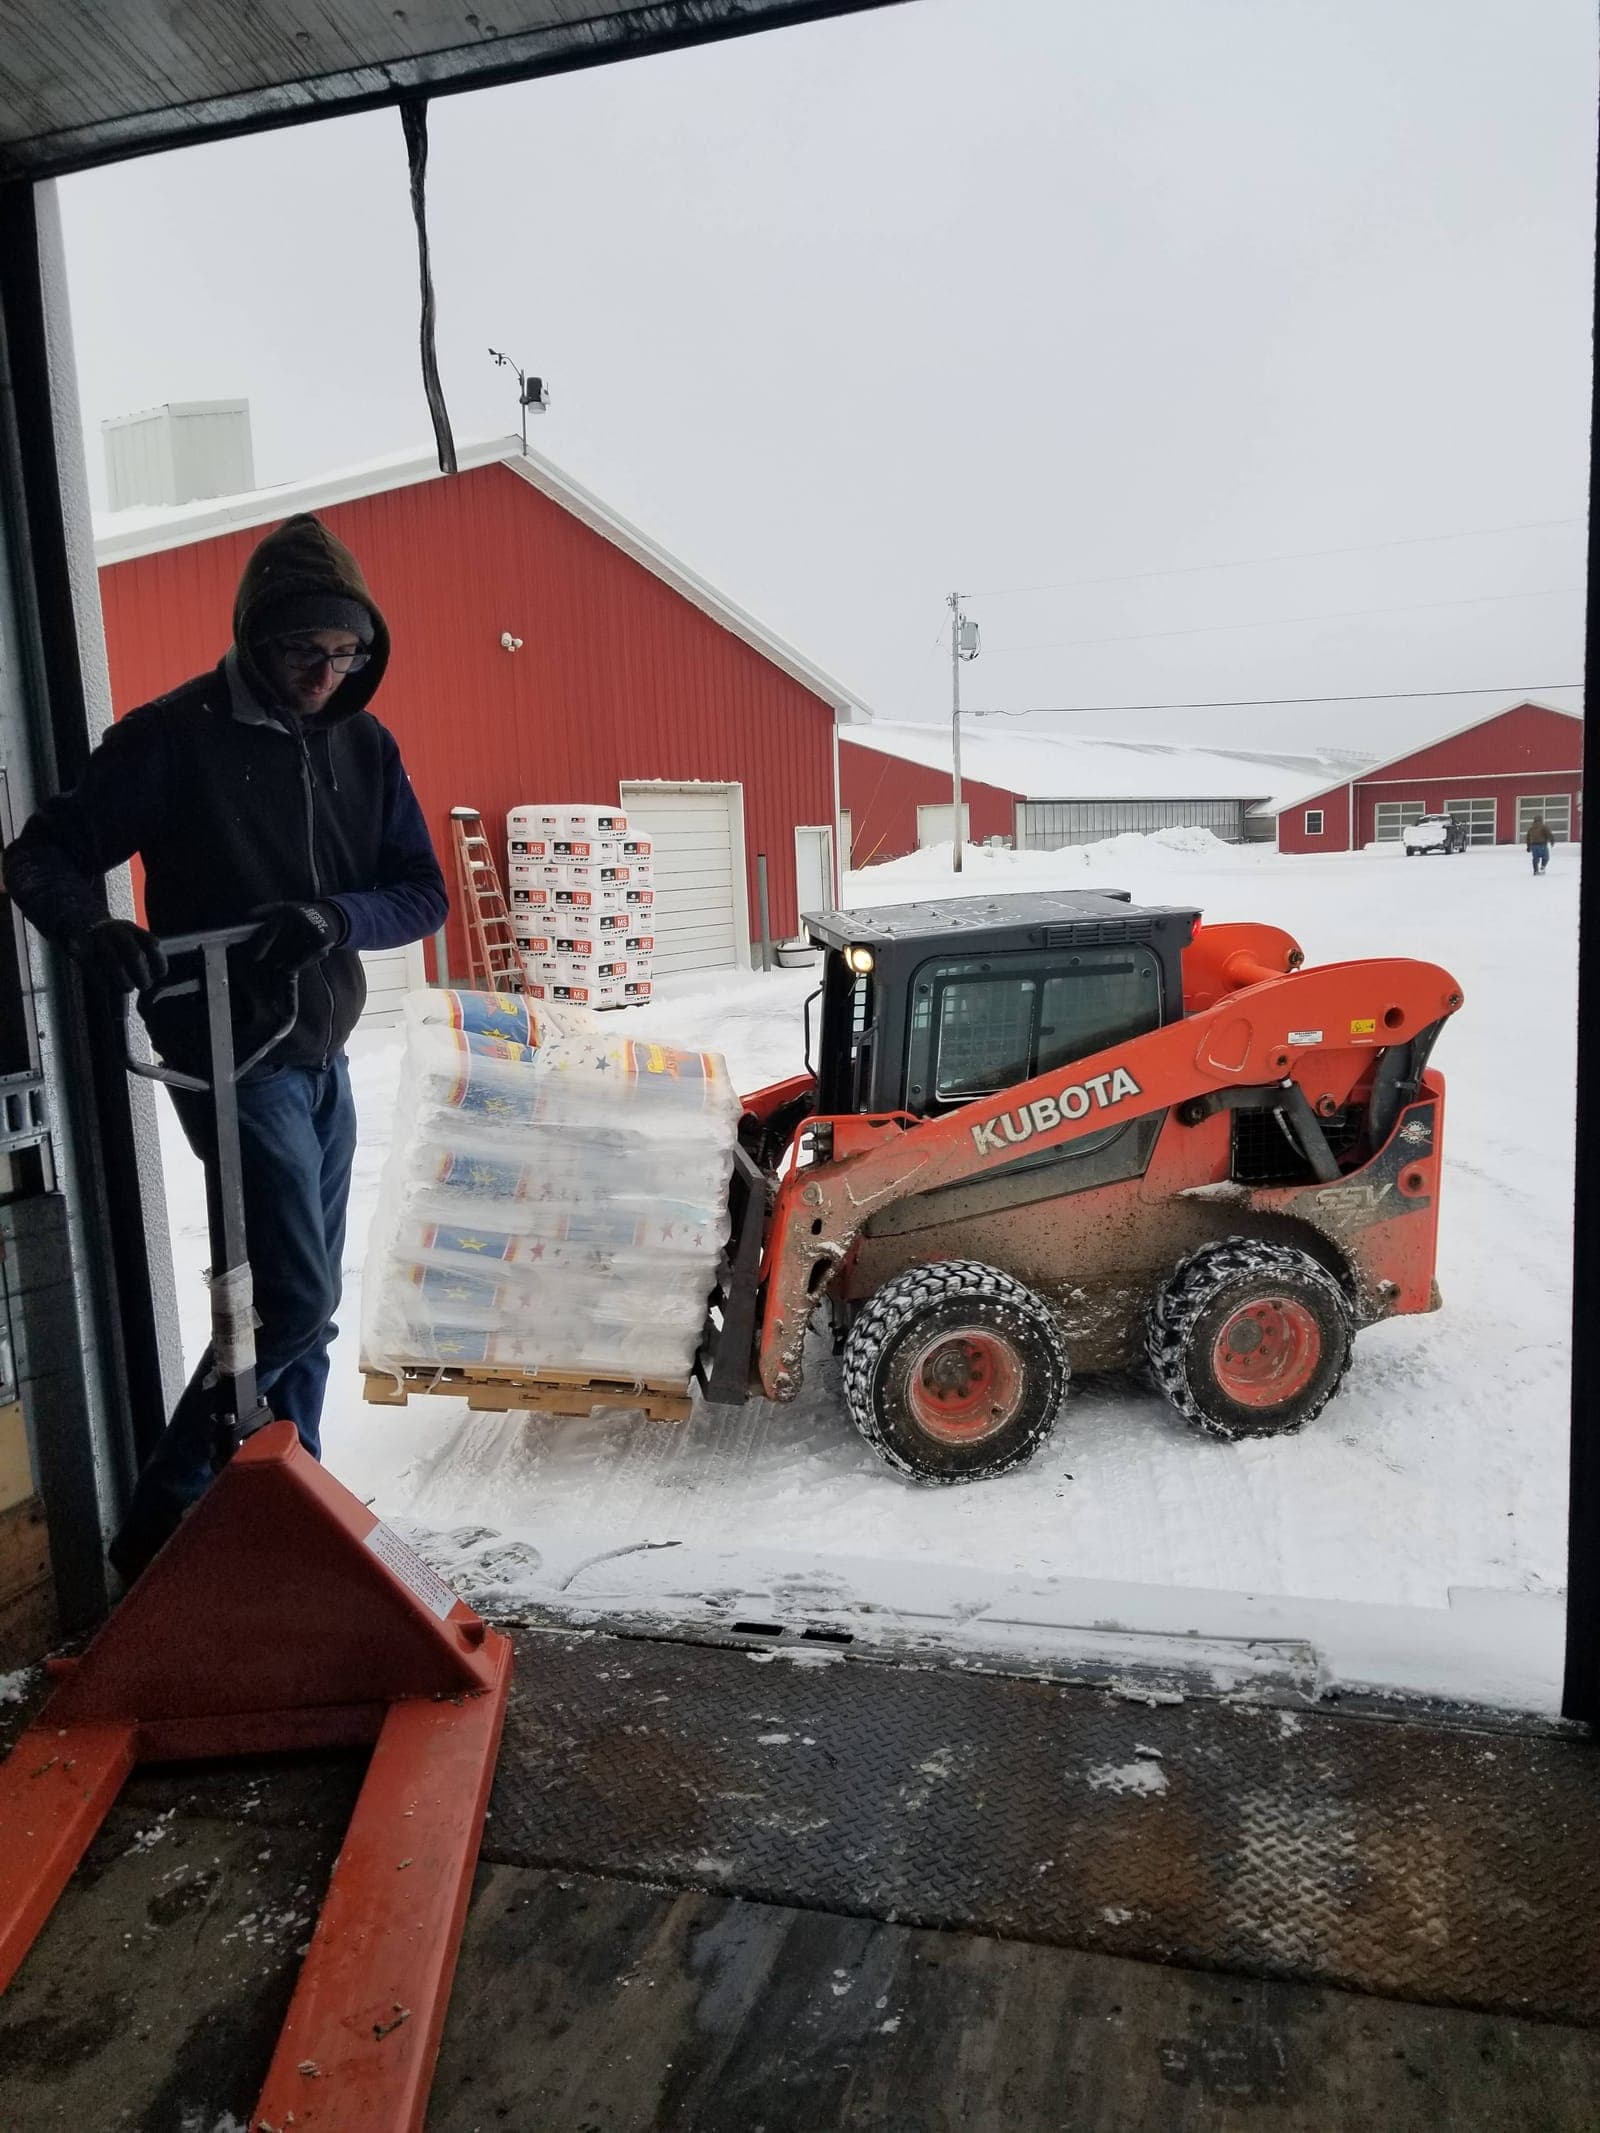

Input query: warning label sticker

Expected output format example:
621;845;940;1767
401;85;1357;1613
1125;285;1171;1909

1350;1017;1377;1036
364;1522;459;1620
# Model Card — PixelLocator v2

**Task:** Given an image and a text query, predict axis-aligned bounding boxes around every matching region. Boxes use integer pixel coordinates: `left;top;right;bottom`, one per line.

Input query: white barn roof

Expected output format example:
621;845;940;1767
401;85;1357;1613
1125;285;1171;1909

849;720;1338;809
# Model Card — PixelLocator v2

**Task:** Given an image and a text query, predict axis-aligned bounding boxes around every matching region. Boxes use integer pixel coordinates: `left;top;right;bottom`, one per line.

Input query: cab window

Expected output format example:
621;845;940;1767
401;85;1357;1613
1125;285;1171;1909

907;947;1163;1112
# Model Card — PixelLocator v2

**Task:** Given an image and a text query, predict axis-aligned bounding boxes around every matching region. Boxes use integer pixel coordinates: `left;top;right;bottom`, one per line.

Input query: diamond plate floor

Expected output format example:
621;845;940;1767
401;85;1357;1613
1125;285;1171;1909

480;1627;1600;2025
1;1621;1595;2039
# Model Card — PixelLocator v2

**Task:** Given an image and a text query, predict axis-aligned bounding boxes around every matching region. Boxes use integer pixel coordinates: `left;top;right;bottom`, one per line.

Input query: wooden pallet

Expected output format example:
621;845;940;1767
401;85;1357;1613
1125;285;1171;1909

362;1360;694;1424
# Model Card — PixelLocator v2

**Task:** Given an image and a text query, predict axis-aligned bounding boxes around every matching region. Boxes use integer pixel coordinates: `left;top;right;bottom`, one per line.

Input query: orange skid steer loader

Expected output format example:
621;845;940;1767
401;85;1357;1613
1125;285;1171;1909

698;890;1462;1482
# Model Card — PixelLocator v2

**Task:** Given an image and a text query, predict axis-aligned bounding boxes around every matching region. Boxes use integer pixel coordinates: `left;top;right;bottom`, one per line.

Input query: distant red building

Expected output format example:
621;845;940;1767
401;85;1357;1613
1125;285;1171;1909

1276;702;1584;854
839;738;1017;868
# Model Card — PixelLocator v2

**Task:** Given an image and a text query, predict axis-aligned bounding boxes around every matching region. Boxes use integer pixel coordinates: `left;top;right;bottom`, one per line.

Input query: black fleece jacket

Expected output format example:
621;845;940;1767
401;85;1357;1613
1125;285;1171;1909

3;514;448;1073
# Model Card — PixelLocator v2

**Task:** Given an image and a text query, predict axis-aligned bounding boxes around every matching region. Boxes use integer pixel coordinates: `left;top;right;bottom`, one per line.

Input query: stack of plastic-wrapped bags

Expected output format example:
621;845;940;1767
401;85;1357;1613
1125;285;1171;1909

362;989;742;1386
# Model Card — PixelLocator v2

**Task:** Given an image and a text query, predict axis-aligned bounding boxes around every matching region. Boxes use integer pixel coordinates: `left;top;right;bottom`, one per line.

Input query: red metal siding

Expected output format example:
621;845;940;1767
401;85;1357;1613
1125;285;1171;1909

1276;782;1353;855
840;738;1017;868
1361;703;1582;785
97;463;838;968
1276;705;1584;853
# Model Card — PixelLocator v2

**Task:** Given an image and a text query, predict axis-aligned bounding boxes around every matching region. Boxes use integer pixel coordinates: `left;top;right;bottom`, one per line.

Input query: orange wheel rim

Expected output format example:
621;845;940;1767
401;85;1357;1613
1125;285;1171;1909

905;1327;1024;1444
1212;1297;1322;1408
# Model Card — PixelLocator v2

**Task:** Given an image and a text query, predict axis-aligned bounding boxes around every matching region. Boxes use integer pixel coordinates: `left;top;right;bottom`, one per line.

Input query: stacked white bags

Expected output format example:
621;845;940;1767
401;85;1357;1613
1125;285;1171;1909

362;988;741;1384
506;804;655;1008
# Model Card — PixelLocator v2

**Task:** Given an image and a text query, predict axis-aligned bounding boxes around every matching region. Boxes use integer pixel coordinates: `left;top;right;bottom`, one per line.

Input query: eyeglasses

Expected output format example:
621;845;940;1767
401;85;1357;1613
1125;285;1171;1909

275;636;372;675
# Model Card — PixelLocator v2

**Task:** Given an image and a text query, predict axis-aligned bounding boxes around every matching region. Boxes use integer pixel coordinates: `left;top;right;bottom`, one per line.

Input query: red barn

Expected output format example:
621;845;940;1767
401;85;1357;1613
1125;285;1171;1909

94;431;868;1004
1276;702;1584;854
840;737;1019;867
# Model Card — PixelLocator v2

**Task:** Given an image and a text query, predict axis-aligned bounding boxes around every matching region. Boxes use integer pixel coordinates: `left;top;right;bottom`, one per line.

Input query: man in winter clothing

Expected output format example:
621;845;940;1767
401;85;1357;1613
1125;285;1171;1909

3;513;447;1581
1525;817;1554;875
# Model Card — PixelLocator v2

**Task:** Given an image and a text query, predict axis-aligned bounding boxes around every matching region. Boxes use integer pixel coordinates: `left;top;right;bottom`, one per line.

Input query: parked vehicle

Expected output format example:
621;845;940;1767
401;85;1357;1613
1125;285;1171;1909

1403;814;1470;856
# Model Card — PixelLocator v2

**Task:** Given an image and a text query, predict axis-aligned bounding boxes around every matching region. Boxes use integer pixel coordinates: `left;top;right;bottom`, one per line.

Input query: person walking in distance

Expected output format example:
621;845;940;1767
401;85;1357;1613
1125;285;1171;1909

3;513;447;1582
1525;815;1554;876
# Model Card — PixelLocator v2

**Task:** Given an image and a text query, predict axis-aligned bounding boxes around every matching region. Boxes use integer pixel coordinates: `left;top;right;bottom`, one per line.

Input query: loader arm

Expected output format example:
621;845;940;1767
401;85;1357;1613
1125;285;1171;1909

756;954;1462;1400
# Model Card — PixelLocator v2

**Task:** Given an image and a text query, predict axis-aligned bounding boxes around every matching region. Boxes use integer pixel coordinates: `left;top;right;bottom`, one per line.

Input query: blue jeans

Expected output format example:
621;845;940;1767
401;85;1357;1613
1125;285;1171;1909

1531;843;1550;874
111;1057;357;1581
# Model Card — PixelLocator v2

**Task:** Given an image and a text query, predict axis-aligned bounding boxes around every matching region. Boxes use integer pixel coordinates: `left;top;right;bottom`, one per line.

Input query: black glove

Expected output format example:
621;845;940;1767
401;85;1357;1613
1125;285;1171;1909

70;918;168;995
250;900;349;973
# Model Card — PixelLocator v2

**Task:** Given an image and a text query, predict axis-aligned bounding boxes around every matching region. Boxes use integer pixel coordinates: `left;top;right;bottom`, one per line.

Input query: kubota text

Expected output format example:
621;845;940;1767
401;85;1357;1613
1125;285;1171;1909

969;1066;1143;1156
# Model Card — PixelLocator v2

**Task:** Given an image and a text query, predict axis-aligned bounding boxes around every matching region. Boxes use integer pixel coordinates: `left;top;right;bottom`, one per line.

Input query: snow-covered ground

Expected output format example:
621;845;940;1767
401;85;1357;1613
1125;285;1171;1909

156;832;1575;1710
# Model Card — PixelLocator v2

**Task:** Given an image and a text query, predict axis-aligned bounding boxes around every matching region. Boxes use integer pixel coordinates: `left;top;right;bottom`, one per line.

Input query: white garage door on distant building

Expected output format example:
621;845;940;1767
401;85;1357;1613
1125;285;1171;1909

358;941;426;1028
1518;794;1573;841
621;782;751;975
1445;797;1497;845
917;802;970;848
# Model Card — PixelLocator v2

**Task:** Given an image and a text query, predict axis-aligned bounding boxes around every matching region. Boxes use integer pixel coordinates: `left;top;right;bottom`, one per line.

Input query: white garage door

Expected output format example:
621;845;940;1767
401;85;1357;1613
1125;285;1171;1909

358;940;426;1027
1518;794;1573;841
917;802;970;848
1445;797;1497;845
620;784;748;975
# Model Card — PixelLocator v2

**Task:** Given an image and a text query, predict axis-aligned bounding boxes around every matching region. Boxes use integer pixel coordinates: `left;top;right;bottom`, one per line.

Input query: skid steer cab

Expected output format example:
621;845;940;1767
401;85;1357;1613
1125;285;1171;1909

698;890;1462;1485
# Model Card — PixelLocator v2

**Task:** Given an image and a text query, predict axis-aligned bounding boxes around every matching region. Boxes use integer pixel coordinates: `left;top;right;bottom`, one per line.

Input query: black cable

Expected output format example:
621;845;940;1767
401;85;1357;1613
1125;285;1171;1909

400;99;457;478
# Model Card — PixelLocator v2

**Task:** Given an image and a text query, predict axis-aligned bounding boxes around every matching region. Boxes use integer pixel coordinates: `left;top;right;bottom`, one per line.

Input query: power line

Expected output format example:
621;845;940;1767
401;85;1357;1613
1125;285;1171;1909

980;584;1584;657
963;515;1586;601
968;683;1584;718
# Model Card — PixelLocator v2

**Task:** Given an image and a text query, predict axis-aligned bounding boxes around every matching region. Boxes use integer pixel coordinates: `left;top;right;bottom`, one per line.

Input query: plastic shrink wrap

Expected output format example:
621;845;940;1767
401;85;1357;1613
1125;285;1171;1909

363;988;740;1384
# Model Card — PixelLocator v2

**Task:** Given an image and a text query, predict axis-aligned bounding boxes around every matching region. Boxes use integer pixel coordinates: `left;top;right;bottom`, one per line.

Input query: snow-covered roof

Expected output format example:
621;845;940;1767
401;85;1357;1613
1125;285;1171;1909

93;436;872;726
847;720;1335;807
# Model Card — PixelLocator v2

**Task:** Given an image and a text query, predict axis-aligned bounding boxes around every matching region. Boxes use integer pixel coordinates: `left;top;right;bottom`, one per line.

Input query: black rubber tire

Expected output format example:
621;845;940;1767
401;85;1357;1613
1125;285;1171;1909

1146;1238;1353;1442
842;1260;1070;1484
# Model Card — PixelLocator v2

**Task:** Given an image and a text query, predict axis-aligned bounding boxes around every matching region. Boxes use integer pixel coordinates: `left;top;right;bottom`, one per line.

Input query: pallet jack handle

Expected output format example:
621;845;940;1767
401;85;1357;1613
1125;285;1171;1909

123;924;300;1459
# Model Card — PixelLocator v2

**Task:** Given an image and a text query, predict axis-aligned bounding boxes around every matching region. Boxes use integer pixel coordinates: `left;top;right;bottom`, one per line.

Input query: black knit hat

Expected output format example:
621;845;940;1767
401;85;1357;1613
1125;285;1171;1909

253;591;375;645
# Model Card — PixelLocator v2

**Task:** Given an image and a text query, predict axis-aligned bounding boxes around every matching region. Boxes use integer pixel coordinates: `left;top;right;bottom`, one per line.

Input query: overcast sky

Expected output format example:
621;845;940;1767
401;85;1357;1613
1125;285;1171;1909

56;0;1596;759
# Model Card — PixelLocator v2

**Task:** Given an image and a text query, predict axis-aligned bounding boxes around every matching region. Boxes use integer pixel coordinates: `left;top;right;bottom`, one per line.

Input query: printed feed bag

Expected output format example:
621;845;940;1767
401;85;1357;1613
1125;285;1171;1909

365;990;739;1385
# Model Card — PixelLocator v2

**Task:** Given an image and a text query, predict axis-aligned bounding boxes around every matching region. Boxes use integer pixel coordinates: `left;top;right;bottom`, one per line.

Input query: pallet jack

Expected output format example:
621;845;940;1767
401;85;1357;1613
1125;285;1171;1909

0;926;512;2129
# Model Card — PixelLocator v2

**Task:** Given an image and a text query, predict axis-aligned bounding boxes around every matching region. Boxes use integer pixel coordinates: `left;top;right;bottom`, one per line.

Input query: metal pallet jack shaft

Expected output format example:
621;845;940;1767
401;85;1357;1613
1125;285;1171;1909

0;926;512;2130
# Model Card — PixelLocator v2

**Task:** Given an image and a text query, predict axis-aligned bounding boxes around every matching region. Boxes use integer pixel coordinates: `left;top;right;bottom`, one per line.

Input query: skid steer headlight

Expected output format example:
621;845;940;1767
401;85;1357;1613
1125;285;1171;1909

845;946;875;975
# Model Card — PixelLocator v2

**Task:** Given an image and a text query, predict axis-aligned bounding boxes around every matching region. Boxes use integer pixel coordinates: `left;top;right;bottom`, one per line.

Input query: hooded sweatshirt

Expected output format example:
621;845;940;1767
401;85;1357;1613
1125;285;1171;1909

3;514;447;1074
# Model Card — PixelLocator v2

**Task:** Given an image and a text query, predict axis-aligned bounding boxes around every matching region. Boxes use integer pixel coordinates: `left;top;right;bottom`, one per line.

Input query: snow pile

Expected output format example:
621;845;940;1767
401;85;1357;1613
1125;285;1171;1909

361;988;740;1384
850;825;1247;899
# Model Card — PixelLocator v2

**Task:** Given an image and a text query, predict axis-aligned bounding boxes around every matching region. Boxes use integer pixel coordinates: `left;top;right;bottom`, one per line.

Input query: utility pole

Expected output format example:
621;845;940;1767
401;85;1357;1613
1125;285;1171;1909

948;590;979;872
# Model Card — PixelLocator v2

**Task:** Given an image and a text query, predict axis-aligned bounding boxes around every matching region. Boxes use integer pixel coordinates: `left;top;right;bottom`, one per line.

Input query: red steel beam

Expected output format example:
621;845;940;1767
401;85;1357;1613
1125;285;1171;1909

0;1718;137;1992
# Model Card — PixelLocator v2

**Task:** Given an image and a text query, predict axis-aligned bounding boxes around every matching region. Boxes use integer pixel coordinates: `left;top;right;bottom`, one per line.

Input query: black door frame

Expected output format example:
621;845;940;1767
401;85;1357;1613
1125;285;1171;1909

0;14;1594;1720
